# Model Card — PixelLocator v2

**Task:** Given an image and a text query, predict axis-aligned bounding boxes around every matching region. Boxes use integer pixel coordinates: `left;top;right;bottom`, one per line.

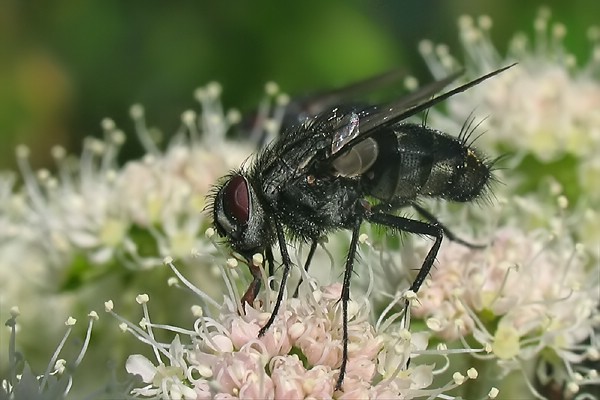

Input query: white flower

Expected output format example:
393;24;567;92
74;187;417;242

409;205;599;396
6;82;266;273
413;225;597;343
126;336;197;399
110;258;479;399
4;9;599;400
354;186;599;399
419;9;600;162
0;81;288;399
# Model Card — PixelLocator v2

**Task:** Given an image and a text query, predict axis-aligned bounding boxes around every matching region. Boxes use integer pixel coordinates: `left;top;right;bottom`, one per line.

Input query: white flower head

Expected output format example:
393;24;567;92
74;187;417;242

410;210;599;396
355;187;598;398
112;256;487;399
420;9;600;164
6;82;275;273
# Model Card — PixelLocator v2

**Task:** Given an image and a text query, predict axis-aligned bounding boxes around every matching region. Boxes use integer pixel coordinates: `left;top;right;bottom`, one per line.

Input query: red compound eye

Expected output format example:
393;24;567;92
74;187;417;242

223;175;250;224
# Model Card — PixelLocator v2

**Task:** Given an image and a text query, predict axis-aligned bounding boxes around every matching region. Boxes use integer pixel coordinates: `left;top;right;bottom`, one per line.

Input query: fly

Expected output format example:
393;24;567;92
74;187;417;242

209;64;515;391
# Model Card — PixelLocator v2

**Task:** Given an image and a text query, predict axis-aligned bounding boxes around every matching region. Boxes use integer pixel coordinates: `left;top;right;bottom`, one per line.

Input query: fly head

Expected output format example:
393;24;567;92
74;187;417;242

212;174;270;258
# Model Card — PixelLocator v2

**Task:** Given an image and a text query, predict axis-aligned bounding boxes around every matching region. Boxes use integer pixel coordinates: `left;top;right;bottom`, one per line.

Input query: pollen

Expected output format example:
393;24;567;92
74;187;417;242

226;258;238;268
205;228;216;238
467;368;479;379
252;253;264;266
191;305;203;317
136;294;150;304
358;233;369;243
452;372;466;385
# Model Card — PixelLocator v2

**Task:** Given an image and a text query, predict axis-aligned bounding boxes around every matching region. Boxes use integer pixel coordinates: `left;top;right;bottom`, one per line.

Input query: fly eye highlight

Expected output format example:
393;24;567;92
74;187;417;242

222;175;250;225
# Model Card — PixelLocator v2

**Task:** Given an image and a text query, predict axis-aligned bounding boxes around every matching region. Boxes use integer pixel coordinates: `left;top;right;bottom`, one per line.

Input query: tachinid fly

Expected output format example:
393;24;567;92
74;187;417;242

209;64;515;391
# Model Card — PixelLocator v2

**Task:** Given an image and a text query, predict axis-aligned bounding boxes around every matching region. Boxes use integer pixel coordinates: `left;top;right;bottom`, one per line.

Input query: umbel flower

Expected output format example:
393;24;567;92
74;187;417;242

349;189;599;399
6;82;254;271
0;83;253;387
420;8;600;163
414;206;598;397
112;256;490;399
0;82;288;398
405;14;600;397
418;9;600;258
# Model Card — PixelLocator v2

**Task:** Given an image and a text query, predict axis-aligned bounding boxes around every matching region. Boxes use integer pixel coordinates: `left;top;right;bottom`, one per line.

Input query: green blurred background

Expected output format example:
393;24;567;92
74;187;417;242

1;0;598;172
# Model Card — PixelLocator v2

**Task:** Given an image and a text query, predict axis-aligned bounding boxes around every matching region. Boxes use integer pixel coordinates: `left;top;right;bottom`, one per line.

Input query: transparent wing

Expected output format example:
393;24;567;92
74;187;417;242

331;112;360;154
287;68;406;123
329;64;516;163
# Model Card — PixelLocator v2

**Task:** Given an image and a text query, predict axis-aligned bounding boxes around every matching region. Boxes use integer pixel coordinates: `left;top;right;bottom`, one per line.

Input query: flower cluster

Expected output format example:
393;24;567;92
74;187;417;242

406;16;600;397
111;258;491;399
0;82;289;399
354;192;599;397
417;226;597;378
420;9;600;163
5;83;255;271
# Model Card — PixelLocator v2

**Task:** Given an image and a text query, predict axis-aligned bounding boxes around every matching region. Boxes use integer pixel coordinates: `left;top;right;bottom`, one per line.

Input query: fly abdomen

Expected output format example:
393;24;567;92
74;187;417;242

363;123;491;204
362;124;434;202
422;128;491;202
430;143;491;202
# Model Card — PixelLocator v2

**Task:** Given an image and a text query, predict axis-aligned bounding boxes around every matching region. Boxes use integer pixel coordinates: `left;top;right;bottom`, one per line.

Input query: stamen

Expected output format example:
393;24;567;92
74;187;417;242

163;257;220;309
130;103;161;156
73;311;98;367
39;317;76;392
452;371;466;385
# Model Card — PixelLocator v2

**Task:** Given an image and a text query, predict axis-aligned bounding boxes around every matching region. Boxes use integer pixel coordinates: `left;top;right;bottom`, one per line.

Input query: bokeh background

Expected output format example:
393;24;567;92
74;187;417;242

1;0;598;172
1;0;599;397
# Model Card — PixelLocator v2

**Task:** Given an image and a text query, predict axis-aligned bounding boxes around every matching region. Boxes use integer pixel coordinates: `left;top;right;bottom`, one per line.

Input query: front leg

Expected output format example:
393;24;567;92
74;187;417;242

258;221;293;337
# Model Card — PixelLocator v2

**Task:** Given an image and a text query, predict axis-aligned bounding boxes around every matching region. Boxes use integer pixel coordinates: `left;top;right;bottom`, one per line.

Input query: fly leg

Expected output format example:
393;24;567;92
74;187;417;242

367;212;443;296
259;222;293;337
266;247;276;289
335;219;362;392
411;203;485;249
365;213;444;378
